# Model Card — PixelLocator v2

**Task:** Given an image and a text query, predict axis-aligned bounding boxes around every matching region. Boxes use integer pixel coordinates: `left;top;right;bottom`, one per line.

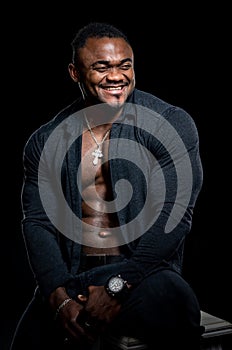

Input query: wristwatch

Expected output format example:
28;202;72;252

105;274;129;300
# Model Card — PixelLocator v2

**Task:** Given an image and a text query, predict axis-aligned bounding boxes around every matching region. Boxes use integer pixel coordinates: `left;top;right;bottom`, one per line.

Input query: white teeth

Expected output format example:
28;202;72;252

105;87;122;90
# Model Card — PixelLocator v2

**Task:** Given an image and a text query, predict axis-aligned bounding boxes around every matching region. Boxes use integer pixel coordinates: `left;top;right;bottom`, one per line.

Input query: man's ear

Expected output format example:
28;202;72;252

68;63;80;83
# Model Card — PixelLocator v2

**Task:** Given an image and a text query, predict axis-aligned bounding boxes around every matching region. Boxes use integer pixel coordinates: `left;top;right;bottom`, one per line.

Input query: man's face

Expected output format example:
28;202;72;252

74;37;135;108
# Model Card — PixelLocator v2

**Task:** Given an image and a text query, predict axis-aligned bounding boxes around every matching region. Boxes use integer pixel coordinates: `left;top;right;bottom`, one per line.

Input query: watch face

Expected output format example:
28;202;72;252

108;276;124;293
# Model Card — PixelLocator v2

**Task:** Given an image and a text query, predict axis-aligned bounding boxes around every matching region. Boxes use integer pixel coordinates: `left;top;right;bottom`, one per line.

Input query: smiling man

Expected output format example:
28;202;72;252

68;35;135;108
10;22;204;350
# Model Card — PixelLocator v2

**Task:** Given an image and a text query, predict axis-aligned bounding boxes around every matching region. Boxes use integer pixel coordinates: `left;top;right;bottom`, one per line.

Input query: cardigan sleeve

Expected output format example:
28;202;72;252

21;130;82;299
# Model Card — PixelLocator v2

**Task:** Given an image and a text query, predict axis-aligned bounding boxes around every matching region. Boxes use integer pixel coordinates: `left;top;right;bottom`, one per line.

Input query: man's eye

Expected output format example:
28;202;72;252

94;64;132;72
120;64;132;70
94;67;108;72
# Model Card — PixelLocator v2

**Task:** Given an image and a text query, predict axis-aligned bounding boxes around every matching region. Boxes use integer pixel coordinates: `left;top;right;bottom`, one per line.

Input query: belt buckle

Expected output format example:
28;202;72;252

96;254;107;265
86;253;107;265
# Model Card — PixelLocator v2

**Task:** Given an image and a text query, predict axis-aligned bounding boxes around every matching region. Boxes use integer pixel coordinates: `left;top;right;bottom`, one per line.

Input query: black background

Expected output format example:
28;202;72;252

2;3;231;348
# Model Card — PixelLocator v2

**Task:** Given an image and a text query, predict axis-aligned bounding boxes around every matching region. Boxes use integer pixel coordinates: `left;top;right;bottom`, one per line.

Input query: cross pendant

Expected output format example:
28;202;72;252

92;147;103;166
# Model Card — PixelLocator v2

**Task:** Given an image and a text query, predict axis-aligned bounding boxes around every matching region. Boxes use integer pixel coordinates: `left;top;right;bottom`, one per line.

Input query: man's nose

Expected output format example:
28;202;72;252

106;67;124;81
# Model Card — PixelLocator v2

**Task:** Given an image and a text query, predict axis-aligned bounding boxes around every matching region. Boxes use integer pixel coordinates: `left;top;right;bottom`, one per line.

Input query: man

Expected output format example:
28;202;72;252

10;22;204;349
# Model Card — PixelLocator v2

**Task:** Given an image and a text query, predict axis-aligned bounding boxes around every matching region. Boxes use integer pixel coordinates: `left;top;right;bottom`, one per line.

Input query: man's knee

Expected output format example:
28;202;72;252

110;269;202;348
125;269;201;329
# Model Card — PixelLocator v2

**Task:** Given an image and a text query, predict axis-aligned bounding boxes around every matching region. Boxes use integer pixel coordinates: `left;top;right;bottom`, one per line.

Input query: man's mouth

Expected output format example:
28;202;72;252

104;86;123;91
100;84;128;91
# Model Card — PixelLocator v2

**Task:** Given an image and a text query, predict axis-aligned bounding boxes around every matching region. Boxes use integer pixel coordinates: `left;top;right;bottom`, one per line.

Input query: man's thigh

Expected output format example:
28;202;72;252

108;269;202;347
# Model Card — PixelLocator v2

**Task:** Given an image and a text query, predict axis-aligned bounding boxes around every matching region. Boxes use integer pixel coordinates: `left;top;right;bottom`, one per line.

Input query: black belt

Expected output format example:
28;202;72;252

80;254;125;271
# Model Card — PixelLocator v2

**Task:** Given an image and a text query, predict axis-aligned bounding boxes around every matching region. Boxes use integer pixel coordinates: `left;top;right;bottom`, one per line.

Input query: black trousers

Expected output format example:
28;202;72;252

10;269;204;350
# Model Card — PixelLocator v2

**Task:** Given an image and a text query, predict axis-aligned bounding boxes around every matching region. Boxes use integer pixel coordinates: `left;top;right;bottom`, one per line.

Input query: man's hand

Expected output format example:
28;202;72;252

49;287;96;345
78;285;121;331
56;298;97;343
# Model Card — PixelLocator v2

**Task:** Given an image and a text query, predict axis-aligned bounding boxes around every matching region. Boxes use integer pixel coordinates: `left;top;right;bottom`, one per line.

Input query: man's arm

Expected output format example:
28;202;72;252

21;131;98;343
21;133;77;299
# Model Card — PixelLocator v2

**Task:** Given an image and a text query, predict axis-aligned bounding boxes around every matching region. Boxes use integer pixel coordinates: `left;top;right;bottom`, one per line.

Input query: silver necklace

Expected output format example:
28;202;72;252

84;115;111;166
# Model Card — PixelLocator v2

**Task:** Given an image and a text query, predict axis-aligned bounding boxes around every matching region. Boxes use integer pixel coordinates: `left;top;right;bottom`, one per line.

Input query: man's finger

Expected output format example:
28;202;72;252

77;294;88;302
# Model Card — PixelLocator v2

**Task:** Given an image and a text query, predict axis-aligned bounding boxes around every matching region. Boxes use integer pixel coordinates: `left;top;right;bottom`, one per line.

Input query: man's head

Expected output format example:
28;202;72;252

68;22;135;108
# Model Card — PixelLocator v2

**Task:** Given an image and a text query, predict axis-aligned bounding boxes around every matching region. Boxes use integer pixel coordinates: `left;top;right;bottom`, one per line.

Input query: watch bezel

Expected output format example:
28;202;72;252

105;274;128;298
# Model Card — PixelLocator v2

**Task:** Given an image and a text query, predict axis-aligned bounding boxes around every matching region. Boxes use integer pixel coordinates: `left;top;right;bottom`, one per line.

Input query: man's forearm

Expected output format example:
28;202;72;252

49;286;71;312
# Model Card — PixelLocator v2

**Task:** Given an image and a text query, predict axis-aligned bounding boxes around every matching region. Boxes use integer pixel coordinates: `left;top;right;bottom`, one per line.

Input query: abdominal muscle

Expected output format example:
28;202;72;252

81;132;121;255
81;190;121;255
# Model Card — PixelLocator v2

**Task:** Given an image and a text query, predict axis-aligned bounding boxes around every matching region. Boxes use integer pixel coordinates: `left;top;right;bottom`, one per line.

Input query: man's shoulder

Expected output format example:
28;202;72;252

26;98;83;146
130;89;198;142
131;88;195;127
39;98;83;134
131;88;174;115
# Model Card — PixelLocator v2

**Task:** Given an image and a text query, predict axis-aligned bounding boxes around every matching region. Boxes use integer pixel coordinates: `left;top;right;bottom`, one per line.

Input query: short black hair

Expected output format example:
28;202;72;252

71;22;131;65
